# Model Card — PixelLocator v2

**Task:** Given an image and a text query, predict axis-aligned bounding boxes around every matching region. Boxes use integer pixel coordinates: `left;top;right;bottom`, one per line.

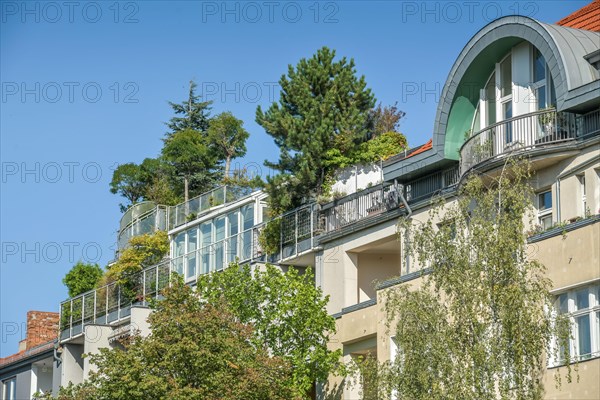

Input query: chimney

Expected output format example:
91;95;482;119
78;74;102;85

25;311;59;349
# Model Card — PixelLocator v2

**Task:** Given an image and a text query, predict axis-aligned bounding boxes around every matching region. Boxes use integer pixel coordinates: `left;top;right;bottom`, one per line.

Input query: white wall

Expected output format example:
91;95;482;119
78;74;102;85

61;343;84;387
331;164;382;197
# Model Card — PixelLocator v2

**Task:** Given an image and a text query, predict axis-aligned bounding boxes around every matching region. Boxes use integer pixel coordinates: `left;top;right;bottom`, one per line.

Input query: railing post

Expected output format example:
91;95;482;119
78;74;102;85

69;300;73;339
117;285;121;320
105;285;108;324
310;205;314;249
81;296;85;330
143;269;146;305
93;290;97;324
295;210;299;256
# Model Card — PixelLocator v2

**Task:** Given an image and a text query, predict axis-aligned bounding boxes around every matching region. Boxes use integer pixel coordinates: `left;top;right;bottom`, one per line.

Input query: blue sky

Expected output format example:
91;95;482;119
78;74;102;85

0;0;588;356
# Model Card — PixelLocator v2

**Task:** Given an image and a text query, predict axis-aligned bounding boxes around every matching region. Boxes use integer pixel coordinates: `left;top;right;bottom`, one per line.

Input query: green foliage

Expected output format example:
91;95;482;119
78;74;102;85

62;262;103;297
109;163;146;212
110;158;180;211
257;46;376;213
166;80;212;135
161;129;221;202
207;111;249;178
54;278;296;400
258;218;282;255
347;354;391;400
376;160;572;400
110;81;249;208
105;231;169;285
367;102;406;138
355;131;408;163
197;263;341;397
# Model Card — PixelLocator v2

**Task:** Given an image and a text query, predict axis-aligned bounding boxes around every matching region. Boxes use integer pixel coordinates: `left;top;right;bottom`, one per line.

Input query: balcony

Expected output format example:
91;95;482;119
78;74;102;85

460;109;600;174
62;163;463;342
117;202;167;251
167;186;258;230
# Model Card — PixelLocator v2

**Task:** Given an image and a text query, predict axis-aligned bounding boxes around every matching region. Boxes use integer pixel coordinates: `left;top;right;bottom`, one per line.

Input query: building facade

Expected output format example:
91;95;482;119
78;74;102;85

0;312;59;400
27;3;600;399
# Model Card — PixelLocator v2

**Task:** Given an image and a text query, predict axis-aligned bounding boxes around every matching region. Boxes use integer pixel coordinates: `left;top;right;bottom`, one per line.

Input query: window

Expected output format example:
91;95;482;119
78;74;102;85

173;232;185;275
173;203;257;277
3;377;16;400
200;222;212;274
214;216;226;271
500;55;512;98
555;283;600;362
537;190;553;229
227;211;239;264
186;228;197;280
485;72;497;126
531;47;556;110
579;174;587;215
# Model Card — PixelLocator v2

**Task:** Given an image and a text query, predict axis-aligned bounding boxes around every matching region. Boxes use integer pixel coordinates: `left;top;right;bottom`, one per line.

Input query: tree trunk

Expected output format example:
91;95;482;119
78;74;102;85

224;156;232;179
184;176;189;203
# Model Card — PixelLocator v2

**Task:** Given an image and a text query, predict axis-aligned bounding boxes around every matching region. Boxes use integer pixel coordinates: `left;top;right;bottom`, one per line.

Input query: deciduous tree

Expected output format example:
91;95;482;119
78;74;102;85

198;263;341;397
62;262;103;297
49;278;296;400
207;111;249;178
375;161;572;400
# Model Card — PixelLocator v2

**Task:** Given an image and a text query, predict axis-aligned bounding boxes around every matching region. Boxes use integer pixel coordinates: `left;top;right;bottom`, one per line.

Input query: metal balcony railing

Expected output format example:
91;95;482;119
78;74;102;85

59;261;171;341
62;165;465;341
167;186;257;230
319;183;396;232
459;109;600;174
117;204;168;251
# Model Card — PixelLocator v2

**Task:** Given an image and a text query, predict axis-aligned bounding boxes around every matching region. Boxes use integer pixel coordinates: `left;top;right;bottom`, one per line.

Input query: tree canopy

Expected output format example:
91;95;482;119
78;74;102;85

62;262;103;297
50;278;297;400
165;80;212;135
104;231;169;285
197;263;340;397
161;129;220;203
110;81;250;210
207;111;249;178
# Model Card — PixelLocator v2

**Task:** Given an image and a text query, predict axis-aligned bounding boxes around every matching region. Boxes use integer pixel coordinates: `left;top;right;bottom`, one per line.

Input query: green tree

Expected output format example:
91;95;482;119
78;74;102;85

138;157;180;205
207;111;249;178
166;80;212;135
51;278;296;400
62;262;103;297
378;161;572;400
161;129;220;203
256;46;376;213
197;263;340;397
109;163;146;212
367;102;406;138
105;231;169;285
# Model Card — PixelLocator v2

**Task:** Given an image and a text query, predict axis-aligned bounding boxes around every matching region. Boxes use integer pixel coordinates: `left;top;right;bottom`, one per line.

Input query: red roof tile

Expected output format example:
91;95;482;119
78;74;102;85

557;0;600;32
405;139;432;159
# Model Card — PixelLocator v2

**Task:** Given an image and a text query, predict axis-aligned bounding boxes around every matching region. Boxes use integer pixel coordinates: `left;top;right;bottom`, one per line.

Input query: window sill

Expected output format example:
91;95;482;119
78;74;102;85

548;352;600;369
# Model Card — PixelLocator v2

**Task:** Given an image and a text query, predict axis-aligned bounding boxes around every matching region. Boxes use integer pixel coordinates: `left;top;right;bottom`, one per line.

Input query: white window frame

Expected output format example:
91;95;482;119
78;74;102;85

553;283;600;365
578;173;587;216
530;46;555;112
537;189;553;229
3;377;16;400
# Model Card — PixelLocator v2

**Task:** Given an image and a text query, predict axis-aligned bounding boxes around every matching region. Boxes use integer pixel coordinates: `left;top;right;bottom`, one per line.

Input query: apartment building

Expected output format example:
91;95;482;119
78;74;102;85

0;312;59;400
19;2;600;399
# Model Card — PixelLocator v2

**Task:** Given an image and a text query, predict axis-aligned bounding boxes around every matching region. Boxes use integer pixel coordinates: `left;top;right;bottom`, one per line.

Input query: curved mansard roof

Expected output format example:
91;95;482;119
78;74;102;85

432;15;600;161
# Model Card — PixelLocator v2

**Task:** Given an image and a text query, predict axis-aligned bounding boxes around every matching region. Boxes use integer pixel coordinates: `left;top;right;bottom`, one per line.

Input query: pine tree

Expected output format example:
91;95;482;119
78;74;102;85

166;80;212;135
256;47;376;212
